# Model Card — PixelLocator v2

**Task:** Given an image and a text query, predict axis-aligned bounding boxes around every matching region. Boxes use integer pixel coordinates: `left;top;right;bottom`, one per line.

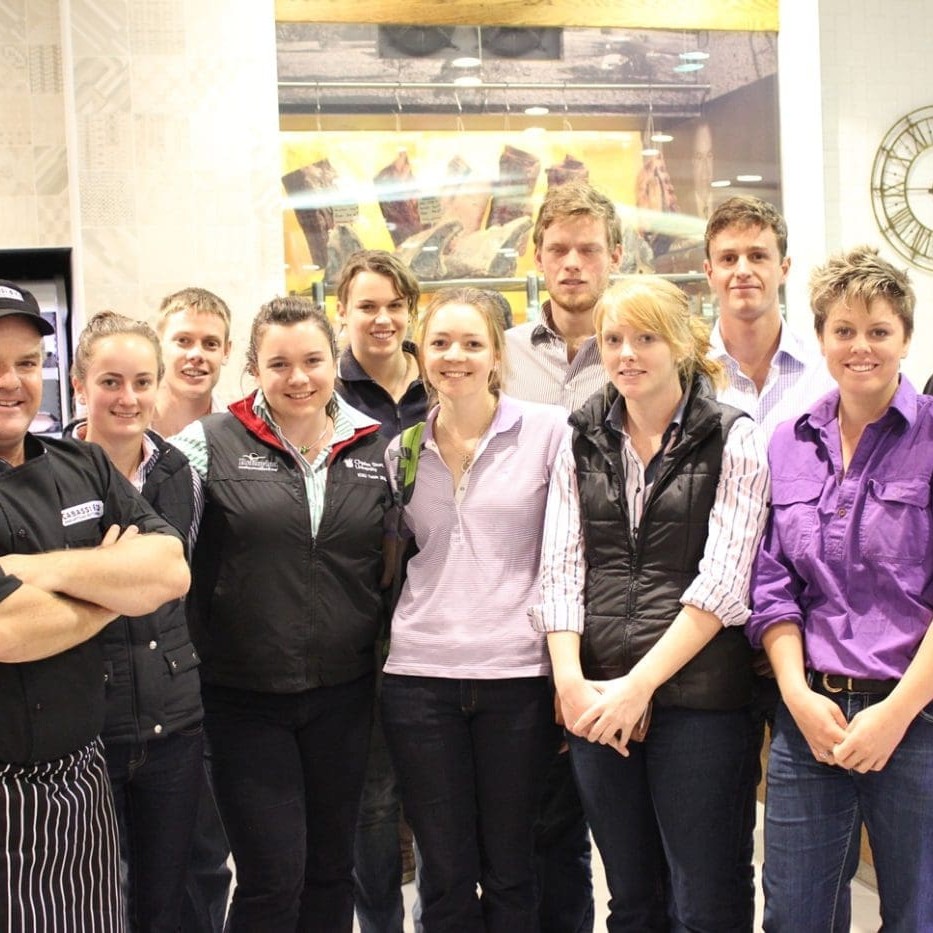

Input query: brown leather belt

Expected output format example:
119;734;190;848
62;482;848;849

810;670;898;696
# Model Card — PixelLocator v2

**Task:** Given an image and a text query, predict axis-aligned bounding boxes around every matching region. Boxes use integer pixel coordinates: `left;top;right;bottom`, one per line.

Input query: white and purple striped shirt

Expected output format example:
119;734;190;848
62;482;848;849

385;394;572;679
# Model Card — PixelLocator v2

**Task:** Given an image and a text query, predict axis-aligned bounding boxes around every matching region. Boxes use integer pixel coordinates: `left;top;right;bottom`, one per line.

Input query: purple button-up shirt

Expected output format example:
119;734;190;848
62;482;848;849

747;377;933;680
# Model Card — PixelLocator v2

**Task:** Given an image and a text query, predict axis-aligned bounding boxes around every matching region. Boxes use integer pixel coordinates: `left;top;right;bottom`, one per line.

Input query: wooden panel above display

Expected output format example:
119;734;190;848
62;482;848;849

275;0;778;31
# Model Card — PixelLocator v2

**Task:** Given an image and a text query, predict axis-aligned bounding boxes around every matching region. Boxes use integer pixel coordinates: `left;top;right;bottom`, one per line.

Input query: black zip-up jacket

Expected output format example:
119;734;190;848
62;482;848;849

188;395;390;693
571;378;754;711
62;425;202;743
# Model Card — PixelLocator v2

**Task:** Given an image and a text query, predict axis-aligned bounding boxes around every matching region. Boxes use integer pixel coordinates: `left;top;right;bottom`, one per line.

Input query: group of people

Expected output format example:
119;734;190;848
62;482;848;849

0;180;930;933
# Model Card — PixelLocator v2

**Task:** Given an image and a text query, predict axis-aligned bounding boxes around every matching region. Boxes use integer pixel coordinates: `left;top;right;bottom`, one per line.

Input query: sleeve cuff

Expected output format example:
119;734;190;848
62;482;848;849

528;603;585;634
681;577;750;628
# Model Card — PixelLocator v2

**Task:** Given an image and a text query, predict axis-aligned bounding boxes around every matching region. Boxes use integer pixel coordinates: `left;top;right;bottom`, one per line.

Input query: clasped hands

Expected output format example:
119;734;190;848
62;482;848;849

556;675;652;757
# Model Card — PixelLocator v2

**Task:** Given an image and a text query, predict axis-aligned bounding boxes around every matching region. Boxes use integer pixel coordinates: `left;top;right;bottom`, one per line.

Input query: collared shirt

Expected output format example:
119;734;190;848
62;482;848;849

336;342;427;439
171;391;376;536
710;320;836;440
384;394;572;679
504;301;606;410
747;377;933;680
530;401;769;635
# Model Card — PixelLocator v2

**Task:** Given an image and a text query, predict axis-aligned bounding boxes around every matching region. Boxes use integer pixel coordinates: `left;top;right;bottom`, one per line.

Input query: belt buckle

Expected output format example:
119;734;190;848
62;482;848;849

821;673;850;694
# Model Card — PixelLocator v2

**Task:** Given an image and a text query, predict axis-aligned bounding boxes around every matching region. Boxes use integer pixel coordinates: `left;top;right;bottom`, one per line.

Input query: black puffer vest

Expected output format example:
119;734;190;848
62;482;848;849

571;379;753;710
188;397;390;693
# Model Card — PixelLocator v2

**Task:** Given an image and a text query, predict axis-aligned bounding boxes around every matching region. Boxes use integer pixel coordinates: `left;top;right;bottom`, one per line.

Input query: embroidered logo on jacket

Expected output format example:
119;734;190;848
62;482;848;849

237;452;280;472
343;458;385;480
61;500;104;526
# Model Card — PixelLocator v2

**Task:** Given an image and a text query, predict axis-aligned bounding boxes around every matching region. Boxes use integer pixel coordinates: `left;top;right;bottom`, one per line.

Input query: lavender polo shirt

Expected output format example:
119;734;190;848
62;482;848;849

747;377;933;680
384;394;571;680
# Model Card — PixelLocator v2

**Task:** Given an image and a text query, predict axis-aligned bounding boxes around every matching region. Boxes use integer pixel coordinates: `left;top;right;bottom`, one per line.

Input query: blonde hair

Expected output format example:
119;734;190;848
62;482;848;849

594;278;724;389
156;287;231;341
533;181;622;253
808;245;915;338
415;287;508;398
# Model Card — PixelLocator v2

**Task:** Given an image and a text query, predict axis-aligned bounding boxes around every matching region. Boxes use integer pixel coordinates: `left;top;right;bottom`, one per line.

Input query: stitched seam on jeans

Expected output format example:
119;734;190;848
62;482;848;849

828;802;860;930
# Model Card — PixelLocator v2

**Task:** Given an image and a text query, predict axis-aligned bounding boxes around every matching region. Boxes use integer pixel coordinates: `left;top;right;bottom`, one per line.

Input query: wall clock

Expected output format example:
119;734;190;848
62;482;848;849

870;105;933;272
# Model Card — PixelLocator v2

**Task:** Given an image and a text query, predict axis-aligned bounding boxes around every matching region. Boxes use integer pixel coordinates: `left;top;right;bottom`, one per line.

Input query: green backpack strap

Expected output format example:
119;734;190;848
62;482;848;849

396;421;426;506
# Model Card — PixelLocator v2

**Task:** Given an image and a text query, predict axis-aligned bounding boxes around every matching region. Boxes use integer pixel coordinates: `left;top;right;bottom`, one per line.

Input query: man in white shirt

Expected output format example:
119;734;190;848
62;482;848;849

505;181;622;412
703;196;834;440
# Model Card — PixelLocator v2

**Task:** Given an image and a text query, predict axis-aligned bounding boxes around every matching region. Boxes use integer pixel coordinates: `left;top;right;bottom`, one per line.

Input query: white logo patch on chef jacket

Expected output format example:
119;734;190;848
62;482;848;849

61;500;104;526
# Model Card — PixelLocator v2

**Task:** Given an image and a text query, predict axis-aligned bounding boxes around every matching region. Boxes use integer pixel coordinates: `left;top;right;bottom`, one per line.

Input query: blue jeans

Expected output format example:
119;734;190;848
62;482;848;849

202;676;374;933
105;724;204;933
569;704;758;933
534;736;595;933
382;674;557;933
763;692;933;932
353;702;404;933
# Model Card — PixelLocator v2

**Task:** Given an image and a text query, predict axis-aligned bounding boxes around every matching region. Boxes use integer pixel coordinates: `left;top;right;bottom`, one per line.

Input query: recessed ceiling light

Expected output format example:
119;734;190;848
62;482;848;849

452;57;481;69
711;179;732;188
673;62;704;73
736;174;763;183
641;146;660;157
453;75;483;87
650;132;673;143
523;126;547;136
524;106;549;116
680;50;710;61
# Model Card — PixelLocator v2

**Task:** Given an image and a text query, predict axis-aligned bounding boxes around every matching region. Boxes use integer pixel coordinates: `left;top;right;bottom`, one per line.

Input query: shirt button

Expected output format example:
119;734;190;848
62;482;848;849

153;724;163;735
148;640;158;650
837;508;846;517
16;528;27;538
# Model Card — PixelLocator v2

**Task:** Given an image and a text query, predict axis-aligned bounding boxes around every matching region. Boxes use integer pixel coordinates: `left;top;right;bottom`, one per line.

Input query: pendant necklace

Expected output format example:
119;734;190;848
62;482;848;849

297;418;331;456
437;405;497;473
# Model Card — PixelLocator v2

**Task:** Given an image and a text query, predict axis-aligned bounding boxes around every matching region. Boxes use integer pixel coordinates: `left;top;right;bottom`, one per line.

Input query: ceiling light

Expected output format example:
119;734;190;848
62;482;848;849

641;146;660;157
523;126;547;136
651;132;673;143
711;179;732;188
736;174;763;182
453;75;482;87
673;62;704;73
452;57;481;69
524;106;549;116
679;50;710;61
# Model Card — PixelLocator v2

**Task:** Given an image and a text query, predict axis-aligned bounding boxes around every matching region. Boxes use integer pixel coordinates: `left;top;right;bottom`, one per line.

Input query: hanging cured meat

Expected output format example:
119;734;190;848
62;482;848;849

281;159;339;270
374;151;426;246
445;216;534;278
487;146;541;228
546;154;589;188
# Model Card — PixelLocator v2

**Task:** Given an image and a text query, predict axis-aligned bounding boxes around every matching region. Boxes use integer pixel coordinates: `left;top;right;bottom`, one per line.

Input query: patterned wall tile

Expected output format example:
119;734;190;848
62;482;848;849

29;92;66;146
0;94;31;145
25;0;61;44
73;56;131;115
137;222;198;284
78;170;136;226
78;111;133;171
0;193;38;245
36;191;72;246
70;0;128;58
0;43;29;93
135;168;193;227
0;2;28;46
34;144;68;195
133;112;190;169
29;43;61;93
129;0;184;55
0;144;33;194
82;224;139;284
131;53;198;113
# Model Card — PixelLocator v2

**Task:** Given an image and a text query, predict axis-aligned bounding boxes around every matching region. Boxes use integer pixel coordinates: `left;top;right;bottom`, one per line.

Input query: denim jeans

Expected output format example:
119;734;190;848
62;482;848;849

534;735;595;933
382;674;557;933
569;704;758;933
202;676;374;933
763;692;933;933
180;744;232;933
105;724;205;933
353;701;404;933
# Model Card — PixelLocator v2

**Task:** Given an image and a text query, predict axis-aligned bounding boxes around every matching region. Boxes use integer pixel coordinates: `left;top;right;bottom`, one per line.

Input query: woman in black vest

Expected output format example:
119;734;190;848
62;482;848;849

171;298;390;932
69;311;203;932
532;278;770;931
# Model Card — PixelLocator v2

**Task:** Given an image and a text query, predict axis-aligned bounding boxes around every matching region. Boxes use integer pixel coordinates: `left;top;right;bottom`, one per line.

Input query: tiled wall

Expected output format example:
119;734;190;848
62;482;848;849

0;0;69;247
0;0;284;403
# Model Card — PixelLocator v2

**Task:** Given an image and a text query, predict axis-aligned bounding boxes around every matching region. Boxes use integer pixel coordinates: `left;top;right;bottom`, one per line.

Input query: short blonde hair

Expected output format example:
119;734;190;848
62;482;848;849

157;287;231;341
594;277;724;389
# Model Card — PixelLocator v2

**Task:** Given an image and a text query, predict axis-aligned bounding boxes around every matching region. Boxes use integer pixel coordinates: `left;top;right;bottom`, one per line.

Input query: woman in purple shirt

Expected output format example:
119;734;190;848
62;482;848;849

748;246;933;932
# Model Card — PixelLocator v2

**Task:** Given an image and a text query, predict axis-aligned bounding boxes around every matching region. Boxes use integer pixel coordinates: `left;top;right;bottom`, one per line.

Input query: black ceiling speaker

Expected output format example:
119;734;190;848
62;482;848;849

380;26;457;57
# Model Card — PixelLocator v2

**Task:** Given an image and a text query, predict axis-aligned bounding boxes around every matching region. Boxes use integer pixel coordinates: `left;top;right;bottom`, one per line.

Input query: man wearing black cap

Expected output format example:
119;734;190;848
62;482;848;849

0;280;191;930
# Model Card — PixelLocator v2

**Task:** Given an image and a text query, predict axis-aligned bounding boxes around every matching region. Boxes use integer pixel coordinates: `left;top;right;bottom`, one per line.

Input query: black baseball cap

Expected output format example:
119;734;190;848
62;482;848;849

0;280;54;336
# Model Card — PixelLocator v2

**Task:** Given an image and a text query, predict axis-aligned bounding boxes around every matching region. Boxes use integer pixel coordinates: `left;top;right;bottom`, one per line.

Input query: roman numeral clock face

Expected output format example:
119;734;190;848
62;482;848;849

871;106;933;271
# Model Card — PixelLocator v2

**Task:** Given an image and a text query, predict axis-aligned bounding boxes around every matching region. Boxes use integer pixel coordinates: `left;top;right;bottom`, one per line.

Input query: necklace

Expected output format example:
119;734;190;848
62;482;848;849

296;418;331;456
436;404;497;473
